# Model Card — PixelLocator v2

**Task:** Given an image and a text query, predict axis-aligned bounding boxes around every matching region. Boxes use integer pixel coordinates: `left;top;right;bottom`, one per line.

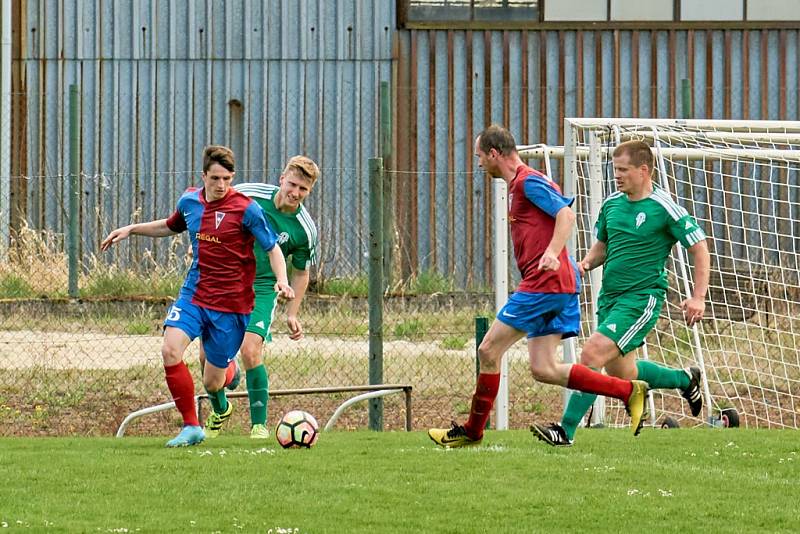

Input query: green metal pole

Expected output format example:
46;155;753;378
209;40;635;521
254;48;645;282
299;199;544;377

681;78;692;119
475;316;489;429
368;157;385;431
68;85;80;298
379;81;393;291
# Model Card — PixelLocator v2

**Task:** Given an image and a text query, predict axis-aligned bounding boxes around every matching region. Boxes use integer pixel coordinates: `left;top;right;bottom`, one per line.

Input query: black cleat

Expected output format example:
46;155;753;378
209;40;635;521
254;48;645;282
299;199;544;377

530;423;573;447
682;366;704;417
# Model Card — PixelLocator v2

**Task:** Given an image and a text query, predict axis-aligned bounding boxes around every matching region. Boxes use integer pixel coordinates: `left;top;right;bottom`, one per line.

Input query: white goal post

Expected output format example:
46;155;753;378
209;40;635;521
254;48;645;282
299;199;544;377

518;118;800;430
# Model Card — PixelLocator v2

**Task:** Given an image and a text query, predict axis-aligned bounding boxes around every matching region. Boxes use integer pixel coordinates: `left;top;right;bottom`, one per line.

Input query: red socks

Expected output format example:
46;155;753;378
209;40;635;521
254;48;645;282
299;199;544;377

463;373;500;440
164;362;199;426
567;364;633;401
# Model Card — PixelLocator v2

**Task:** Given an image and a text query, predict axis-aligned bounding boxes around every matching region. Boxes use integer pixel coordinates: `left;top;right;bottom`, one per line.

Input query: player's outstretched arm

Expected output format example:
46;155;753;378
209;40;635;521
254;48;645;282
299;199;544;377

100;219;174;251
267;245;295;301
681;239;710;326
286;269;310;340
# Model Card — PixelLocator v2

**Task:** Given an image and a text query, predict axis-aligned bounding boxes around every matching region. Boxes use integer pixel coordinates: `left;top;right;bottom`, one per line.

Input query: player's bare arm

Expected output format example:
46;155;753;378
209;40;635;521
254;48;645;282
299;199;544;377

682;239;710;327
267;245;295;300
286;268;310;341
100;219;176;251
539;206;576;271
578;240;607;275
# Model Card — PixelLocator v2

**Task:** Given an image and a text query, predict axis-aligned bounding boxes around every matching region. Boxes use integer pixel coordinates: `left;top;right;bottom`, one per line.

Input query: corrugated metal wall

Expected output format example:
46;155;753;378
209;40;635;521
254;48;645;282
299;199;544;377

12;3;800;281
394;28;800;285
15;0;394;273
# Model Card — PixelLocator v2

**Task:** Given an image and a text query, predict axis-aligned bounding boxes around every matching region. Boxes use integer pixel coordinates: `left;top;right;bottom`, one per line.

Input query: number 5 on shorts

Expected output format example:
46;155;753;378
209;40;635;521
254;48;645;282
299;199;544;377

167;305;182;322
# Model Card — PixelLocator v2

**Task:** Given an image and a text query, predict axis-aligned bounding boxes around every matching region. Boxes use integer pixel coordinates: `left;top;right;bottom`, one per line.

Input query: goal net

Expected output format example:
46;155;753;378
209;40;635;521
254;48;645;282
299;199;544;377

522;118;800;430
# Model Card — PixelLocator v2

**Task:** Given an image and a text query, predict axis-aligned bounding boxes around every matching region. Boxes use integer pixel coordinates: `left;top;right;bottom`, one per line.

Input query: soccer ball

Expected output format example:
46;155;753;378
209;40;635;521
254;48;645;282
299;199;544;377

275;410;319;449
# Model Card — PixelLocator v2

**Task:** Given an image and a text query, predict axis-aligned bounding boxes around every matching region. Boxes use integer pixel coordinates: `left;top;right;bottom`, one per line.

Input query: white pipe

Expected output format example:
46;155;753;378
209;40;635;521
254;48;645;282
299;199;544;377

587;132;606;427
520;145;800;162
566;117;800;131
323;389;404;432
0;0;12;259
492;177;509;430
116;400;180;438
560;120;577;409
652;128;714;426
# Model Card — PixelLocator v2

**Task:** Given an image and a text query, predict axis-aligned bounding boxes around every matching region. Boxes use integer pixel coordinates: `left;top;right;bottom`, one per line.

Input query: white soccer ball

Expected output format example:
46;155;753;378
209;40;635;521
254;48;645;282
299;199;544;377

275;410;319;449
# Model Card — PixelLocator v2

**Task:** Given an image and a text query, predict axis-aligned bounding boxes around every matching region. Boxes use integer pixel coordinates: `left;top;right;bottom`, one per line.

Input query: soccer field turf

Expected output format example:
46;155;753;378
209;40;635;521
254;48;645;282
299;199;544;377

1;428;797;533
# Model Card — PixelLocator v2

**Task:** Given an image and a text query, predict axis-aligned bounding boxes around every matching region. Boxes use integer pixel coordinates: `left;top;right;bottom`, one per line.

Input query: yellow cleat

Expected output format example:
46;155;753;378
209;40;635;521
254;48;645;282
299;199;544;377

204;402;234;438
250;423;270;439
428;422;482;448
626;380;650;436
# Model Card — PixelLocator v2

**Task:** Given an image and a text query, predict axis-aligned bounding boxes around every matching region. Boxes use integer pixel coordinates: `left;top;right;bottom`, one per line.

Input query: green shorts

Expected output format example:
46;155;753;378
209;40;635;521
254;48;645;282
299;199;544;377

596;292;664;355
246;288;279;341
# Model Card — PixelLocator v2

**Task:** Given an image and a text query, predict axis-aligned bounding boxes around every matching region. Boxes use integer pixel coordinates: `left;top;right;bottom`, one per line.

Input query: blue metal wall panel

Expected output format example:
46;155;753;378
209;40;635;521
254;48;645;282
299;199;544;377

471;32;487;285
433;31;449;275
767;31;779;119
788;32;798;120
415;31;431;272
655;32;669;117
748;32;761;119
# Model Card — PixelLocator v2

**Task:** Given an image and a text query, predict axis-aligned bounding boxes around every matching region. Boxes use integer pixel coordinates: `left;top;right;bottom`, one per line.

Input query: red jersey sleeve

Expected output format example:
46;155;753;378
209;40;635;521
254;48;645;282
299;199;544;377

166;210;186;232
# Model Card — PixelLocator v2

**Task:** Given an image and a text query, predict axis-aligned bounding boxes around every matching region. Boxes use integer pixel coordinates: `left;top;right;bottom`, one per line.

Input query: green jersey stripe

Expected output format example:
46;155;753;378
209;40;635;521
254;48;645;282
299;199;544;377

651;189;688;221
297;207;317;243
685;229;706;246
618;295;658;349
235;183;278;200
296;207;318;266
603;191;625;205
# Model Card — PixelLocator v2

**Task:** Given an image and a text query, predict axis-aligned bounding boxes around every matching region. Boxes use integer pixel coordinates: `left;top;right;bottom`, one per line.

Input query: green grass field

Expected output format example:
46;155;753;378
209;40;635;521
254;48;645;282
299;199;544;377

2;428;797;533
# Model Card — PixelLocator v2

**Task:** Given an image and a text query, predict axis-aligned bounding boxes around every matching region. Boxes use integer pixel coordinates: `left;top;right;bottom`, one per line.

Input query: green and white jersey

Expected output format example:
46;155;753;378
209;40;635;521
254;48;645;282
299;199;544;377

234;183;318;288
595;187;706;298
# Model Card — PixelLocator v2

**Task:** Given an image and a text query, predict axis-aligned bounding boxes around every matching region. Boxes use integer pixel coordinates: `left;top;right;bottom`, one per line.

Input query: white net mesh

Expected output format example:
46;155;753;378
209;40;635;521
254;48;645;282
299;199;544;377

526;119;800;429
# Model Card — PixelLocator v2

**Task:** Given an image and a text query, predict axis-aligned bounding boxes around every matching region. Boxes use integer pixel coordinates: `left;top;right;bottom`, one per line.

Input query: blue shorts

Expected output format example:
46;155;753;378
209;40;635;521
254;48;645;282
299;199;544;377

496;291;580;339
163;297;250;369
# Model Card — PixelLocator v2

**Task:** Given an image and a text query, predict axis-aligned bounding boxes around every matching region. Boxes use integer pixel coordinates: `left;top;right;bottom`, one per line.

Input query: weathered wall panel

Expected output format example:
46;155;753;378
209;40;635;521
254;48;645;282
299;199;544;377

15;0;394;275
11;2;800;283
394;28;800;285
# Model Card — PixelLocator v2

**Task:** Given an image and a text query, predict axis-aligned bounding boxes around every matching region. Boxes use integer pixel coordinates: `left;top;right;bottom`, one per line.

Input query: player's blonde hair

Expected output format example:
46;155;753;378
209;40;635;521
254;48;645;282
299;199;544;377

202;145;235;173
283;155;320;185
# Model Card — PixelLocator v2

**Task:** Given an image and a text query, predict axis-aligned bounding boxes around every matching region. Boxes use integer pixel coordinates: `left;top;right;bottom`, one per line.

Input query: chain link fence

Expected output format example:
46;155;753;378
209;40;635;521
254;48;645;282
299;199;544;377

8;80;773;437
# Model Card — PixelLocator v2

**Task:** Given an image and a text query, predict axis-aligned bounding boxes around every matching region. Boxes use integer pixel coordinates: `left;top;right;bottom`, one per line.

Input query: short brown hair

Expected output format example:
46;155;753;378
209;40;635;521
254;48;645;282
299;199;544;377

283;155;320;185
613;140;653;172
477;124;517;156
202;145;235;173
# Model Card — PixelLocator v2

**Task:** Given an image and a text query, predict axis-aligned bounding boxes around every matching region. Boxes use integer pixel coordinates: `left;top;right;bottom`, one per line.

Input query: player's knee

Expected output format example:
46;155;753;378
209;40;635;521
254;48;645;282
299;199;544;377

203;374;224;392
240;346;261;368
477;341;501;369
529;362;557;384
579;346;605;369
161;345;182;366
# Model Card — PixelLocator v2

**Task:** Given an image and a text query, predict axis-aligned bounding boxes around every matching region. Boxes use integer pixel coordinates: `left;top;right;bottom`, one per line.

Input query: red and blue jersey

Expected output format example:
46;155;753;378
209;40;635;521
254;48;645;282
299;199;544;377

166;187;278;314
509;164;578;294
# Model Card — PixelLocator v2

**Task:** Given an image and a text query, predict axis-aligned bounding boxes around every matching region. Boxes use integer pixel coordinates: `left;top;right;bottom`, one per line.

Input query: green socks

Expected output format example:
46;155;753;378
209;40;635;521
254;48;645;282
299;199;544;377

246;364;270;425
561;390;597;440
206;388;229;414
636;360;689;390
560;362;689;441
